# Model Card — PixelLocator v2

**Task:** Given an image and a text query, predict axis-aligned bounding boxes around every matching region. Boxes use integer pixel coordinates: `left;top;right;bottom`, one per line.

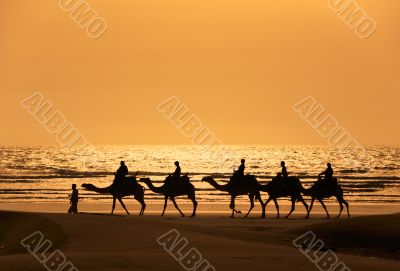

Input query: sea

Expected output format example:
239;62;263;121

0;145;399;205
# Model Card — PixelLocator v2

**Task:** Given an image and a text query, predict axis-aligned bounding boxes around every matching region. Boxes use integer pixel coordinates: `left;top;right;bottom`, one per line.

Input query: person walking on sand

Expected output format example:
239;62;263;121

68;184;79;214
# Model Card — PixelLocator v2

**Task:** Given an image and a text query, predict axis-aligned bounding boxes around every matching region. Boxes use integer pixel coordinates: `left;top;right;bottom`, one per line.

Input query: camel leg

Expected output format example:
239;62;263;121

285;197;296;218
264;196;272;207
342;198;350;218
138;198;146;216
318;198;330;219
264;196;272;218
161;196;168;216
118;197;130;215
171;197;185;217
272;198;280;219
255;193;265;218
306;198;315;218
229;196;240;218
244;194;255;218
335;193;350;218
135;190;146;216
111;197;116;215
298;195;309;218
188;193;198;217
229;196;235;217
135;192;146;216
336;197;344;219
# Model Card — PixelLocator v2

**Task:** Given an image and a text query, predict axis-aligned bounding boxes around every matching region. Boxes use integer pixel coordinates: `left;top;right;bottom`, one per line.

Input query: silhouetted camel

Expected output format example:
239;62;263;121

139;175;198;217
202;176;265;218
82;176;146;215
301;178;350;219
261;177;309;218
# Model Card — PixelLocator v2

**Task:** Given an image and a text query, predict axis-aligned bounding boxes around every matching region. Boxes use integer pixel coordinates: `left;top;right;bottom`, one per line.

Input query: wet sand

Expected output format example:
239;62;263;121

0;204;399;271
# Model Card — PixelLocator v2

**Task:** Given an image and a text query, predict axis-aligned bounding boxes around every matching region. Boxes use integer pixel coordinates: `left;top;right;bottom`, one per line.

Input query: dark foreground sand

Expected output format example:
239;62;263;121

0;207;399;271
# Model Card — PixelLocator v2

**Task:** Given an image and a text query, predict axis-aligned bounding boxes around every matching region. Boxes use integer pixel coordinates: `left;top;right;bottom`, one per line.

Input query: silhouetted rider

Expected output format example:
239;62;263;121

237;159;245;176
281;161;288;179
116;161;129;181
231;159;246;185
320;163;333;182
172;161;181;181
111;161;129;191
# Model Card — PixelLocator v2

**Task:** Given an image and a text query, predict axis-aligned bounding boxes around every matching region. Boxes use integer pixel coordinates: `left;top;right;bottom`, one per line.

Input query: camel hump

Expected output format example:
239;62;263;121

244;174;256;179
180;175;191;183
229;174;257;187
125;176;137;183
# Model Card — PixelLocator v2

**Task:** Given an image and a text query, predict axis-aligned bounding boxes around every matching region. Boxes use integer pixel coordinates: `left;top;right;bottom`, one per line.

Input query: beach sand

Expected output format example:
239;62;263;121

0;204;399;271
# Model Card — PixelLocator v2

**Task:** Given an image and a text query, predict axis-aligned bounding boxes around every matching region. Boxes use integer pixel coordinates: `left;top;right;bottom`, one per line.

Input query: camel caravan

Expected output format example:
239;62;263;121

81;160;350;219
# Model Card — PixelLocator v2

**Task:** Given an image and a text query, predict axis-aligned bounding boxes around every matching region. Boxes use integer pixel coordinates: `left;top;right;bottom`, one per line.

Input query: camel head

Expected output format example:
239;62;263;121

201;176;214;183
81;183;95;190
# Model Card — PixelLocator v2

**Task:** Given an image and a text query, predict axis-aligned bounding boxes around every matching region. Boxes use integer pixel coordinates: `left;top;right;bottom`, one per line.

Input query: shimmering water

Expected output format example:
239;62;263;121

0;145;399;204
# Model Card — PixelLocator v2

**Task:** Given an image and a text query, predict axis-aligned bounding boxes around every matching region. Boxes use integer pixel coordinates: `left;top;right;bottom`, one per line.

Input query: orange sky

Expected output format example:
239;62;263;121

0;0;399;145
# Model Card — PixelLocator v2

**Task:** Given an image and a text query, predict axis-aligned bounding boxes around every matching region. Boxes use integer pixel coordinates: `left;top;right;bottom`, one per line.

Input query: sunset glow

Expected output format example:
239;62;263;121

1;0;399;145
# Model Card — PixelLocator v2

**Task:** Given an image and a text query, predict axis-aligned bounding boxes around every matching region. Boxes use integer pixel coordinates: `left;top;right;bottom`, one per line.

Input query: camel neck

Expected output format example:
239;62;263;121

145;180;165;194
208;179;229;192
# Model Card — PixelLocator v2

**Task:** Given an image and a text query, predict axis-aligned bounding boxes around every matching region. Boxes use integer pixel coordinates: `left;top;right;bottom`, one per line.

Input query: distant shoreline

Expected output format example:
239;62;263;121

1;202;399;216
